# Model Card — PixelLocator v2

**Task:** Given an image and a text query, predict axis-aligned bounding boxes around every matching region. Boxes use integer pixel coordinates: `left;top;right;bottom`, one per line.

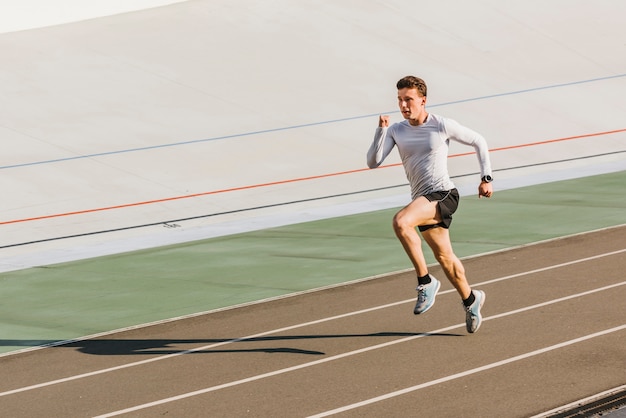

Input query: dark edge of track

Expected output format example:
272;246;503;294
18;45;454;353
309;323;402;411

547;387;626;417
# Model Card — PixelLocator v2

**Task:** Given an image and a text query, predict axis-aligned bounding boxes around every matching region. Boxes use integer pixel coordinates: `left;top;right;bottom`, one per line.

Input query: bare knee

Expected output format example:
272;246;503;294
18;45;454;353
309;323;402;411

392;212;415;236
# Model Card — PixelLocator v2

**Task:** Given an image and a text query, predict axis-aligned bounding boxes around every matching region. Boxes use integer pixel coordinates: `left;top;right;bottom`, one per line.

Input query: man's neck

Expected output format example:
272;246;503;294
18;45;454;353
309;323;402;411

408;112;428;126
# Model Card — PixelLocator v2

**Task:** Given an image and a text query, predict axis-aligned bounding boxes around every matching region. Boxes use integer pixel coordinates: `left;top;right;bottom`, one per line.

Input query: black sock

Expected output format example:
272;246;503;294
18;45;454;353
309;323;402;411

417;274;431;285
463;291;476;307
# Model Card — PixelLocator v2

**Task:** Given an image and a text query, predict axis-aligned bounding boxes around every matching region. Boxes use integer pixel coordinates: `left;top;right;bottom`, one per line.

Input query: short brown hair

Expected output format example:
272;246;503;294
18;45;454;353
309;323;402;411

396;76;427;97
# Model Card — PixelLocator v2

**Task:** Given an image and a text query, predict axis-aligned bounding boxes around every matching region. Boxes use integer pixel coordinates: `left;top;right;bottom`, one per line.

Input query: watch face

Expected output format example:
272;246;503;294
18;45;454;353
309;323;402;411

483;175;492;182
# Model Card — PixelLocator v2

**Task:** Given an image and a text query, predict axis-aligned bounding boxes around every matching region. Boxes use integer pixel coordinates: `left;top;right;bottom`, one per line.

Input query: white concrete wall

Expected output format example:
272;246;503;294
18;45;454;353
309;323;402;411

0;0;187;33
1;0;625;270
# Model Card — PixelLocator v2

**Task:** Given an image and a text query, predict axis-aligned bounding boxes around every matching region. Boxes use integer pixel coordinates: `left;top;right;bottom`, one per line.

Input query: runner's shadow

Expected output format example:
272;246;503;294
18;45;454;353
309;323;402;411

0;331;462;356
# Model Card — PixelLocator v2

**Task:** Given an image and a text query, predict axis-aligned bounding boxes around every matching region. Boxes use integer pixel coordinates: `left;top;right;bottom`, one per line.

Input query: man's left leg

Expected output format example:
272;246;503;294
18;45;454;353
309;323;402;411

421;227;486;333
421;227;470;298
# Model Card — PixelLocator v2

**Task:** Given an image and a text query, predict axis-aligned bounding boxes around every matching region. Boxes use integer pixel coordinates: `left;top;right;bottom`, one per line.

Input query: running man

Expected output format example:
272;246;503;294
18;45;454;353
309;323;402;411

367;75;494;333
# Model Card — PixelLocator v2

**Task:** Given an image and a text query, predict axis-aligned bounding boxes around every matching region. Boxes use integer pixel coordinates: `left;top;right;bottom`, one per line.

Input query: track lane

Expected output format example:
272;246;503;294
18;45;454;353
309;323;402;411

0;226;623;416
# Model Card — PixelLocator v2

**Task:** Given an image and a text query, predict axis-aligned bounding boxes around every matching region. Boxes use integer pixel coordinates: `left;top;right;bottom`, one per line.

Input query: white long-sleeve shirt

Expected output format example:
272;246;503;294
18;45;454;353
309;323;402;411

367;113;492;199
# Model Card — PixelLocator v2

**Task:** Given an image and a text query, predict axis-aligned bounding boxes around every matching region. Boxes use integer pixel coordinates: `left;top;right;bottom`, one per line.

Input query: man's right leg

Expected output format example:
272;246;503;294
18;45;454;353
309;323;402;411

392;197;441;314
392;197;440;276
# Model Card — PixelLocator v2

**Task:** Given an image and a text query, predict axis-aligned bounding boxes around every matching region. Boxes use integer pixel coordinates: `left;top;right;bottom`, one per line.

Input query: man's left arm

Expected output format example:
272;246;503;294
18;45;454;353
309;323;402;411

444;118;493;198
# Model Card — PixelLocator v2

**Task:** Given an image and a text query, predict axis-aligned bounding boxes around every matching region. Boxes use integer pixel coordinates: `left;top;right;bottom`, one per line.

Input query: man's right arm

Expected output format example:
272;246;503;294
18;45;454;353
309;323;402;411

367;115;394;168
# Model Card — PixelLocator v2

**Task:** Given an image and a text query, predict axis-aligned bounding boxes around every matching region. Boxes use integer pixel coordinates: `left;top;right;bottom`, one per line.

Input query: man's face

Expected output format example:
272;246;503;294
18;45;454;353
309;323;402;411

397;87;426;120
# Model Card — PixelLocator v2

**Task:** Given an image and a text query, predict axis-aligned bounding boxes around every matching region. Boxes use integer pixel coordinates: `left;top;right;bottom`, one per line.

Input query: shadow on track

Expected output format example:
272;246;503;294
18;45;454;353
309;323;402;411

0;331;463;356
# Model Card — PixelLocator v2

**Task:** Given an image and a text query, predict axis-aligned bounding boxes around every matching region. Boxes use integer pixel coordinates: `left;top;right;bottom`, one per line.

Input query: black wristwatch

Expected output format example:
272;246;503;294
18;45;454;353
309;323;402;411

481;175;493;183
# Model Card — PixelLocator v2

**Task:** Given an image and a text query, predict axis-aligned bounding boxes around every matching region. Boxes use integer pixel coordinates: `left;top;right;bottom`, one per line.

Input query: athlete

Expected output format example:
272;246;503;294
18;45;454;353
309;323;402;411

367;75;493;333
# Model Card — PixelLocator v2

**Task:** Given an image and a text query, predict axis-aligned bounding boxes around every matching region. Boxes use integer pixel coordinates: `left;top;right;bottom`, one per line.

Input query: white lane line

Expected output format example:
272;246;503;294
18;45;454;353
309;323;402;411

307;324;626;418
92;281;626;417
0;249;623;399
474;248;625;287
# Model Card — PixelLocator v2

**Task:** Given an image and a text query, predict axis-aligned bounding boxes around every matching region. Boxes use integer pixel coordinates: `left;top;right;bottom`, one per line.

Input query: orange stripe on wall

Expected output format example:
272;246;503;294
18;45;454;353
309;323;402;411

2;128;624;226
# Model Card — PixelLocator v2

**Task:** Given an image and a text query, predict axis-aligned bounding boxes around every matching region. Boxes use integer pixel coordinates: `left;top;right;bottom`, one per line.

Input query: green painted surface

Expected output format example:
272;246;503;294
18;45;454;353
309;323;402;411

1;171;625;353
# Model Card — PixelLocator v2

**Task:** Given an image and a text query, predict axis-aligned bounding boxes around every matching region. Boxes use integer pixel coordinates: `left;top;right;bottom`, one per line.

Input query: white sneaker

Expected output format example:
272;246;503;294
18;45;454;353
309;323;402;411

414;276;440;315
464;290;486;333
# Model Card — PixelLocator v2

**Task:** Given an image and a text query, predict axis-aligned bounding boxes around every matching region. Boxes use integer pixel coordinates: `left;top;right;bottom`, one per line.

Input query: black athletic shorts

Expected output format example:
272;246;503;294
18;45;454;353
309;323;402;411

418;188;460;232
